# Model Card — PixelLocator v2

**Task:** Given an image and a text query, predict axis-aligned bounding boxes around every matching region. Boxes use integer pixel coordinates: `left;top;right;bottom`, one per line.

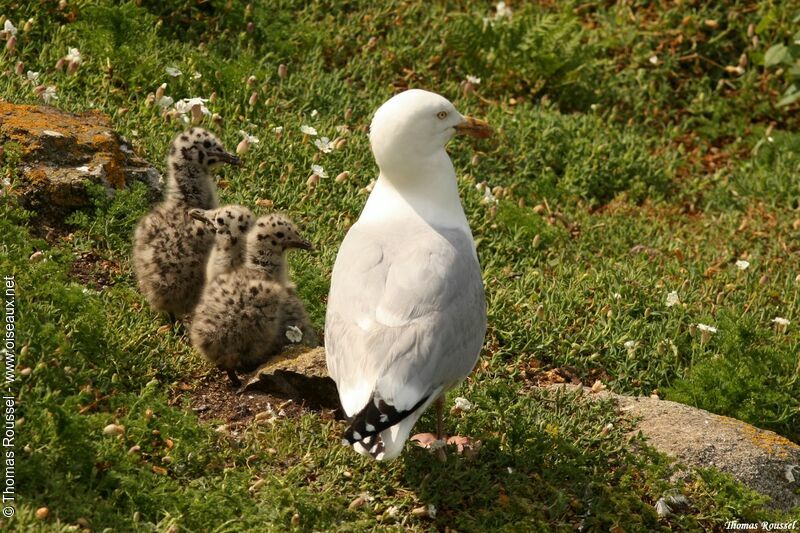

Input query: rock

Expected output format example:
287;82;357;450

241;346;340;412
544;384;800;511
0;101;161;216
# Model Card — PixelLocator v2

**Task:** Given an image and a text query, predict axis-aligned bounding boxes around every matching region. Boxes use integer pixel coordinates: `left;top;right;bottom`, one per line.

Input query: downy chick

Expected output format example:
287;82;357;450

249;214;320;348
190;213;313;385
189;205;254;282
133;128;240;318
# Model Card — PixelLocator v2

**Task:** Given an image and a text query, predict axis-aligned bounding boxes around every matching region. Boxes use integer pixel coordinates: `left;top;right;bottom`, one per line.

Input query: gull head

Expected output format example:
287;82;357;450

369;89;491;175
168;127;242;173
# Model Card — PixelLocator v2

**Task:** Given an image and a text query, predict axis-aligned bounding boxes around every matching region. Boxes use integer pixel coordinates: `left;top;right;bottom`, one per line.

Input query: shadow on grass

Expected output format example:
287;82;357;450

399;384;665;530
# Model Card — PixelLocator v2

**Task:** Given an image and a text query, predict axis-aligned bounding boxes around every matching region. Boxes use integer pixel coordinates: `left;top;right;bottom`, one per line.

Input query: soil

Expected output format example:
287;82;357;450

68;250;121;290
175;369;341;433
516;357;612;388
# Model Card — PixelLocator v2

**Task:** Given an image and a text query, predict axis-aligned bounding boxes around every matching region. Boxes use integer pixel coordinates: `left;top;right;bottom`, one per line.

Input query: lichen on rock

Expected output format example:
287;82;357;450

0;100;161;216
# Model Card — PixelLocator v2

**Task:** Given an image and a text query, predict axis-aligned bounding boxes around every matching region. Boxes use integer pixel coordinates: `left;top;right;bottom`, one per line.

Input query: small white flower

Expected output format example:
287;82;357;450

239;130;260;145
174;97;209;116
3;20;17;36
665;291;680;307
26;71;39;83
453;397;473;412
310;164;327;178
735;259;750;271
466;75;481;85
192;72;202;79
495;1;512;18
300;125;318;136
624;340;638;350
314;136;333;153
772;317;790;326
648;55;659;65
165;66;182;77
273;126;283;134
696;323;718;344
157;96;174;108
310;109;318;118
480;188;497;205
65;47;82;65
613;292;622;300
654;498;671;518
40;86;57;103
285;326;303;343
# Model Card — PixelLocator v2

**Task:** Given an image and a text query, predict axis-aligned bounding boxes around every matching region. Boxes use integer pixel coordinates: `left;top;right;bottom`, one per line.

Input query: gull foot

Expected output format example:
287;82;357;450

411;433;481;460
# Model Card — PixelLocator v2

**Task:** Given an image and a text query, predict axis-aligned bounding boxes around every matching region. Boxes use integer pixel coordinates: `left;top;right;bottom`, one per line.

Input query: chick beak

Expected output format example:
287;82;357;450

188;208;214;226
454;116;493;139
211;150;243;166
290;239;313;251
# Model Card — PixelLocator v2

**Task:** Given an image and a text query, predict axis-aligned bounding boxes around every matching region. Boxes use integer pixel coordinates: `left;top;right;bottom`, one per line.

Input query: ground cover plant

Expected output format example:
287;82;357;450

1;0;799;529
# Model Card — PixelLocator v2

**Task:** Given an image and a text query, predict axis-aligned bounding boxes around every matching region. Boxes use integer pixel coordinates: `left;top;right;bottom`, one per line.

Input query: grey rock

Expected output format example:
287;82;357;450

544;384;800;511
241;346;340;412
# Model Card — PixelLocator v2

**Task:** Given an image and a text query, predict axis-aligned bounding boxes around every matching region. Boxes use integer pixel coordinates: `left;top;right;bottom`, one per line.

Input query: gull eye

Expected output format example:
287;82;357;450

437;111;448;120
217;217;224;224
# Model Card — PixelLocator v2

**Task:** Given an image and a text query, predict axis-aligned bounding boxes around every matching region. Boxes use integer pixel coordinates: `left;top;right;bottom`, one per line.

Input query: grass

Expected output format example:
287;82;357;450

1;0;799;529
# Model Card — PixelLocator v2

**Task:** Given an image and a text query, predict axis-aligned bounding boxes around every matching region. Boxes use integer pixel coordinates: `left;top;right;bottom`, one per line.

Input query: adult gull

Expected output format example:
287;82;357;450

325;89;490;460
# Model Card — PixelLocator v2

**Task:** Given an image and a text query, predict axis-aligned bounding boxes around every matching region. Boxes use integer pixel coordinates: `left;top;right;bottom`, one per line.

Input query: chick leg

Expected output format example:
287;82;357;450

226;369;241;387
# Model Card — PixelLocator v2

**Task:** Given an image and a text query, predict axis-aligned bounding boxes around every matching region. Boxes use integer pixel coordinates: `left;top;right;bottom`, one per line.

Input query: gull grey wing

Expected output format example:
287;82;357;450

325;224;388;411
325;224;486;439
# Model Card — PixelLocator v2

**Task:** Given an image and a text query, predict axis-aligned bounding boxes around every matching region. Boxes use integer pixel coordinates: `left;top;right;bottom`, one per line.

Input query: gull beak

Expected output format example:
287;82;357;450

454;116;492;139
210;150;243;166
189;208;214;225
289;239;313;251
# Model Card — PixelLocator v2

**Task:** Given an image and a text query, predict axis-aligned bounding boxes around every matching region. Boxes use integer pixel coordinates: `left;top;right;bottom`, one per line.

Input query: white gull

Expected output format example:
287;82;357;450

325;89;490;460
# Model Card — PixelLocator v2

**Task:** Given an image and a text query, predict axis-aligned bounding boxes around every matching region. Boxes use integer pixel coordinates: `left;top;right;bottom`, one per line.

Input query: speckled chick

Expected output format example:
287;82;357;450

133;128;241;318
189;205;254;282
190;213;313;385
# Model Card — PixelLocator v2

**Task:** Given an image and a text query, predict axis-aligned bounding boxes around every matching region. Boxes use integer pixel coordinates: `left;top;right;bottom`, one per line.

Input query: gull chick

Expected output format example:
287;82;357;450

326;89;490;460
190;213;313;385
189;205;254;282
133;128;241;319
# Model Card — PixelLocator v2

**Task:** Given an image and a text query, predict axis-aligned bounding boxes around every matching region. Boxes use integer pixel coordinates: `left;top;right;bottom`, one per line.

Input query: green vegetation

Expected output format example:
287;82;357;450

1;0;798;529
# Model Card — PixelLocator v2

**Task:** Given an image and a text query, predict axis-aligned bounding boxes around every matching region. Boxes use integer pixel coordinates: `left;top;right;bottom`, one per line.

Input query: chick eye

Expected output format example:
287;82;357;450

437;111;448;120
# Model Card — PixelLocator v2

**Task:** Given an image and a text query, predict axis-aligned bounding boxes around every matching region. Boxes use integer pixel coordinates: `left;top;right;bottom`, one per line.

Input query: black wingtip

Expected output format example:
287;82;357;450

343;393;429;445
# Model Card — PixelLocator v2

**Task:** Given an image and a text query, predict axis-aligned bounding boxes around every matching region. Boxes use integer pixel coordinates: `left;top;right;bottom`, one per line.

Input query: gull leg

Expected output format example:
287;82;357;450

411;394;482;460
434;395;446;462
436;395;445;439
